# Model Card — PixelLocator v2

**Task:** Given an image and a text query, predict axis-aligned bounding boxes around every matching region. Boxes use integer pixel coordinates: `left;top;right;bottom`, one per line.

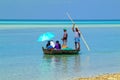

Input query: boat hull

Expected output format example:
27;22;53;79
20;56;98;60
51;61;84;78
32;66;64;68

42;47;80;55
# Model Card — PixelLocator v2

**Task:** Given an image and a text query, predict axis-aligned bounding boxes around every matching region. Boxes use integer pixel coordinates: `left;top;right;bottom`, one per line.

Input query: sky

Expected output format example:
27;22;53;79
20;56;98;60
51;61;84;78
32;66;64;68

0;0;120;19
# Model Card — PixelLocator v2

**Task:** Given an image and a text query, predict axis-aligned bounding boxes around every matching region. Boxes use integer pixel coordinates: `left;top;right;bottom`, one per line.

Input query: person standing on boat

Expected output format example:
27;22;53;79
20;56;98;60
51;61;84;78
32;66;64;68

61;28;68;46
72;24;81;50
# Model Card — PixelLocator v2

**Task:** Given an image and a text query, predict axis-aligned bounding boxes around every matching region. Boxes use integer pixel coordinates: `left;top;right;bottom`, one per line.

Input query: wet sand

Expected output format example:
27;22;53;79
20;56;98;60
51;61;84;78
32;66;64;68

72;73;120;80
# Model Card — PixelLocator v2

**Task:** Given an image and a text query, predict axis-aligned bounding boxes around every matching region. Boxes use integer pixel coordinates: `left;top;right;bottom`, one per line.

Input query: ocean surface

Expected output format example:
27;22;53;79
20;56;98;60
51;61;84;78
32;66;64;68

0;20;120;80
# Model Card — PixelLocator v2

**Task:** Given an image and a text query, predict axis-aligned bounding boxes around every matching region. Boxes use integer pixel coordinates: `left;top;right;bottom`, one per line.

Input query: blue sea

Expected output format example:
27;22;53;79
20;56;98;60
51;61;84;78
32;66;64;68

0;20;120;80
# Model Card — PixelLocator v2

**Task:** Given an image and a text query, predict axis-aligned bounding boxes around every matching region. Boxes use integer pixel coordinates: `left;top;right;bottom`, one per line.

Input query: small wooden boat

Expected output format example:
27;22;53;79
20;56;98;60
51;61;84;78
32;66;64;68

42;47;80;55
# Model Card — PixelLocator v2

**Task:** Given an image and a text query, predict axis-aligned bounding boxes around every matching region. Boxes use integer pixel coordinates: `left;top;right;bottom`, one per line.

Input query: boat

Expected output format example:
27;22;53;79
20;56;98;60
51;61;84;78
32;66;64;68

42;47;80;55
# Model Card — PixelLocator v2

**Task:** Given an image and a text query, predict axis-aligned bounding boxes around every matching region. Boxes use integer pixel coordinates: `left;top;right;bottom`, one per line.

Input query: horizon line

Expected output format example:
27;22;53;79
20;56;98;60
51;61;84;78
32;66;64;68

1;19;120;21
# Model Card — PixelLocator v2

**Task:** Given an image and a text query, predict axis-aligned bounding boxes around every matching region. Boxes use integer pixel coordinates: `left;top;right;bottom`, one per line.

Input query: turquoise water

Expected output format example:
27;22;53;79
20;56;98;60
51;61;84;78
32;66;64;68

0;22;120;80
1;20;120;24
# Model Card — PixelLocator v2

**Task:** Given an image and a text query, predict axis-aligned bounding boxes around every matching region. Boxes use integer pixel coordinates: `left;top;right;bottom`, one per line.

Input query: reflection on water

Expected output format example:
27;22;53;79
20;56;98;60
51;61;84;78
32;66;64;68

40;54;81;80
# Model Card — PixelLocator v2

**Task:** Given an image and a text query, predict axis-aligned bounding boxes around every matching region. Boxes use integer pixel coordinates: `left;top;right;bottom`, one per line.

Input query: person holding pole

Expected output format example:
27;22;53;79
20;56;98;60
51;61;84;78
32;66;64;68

72;24;81;50
66;12;90;51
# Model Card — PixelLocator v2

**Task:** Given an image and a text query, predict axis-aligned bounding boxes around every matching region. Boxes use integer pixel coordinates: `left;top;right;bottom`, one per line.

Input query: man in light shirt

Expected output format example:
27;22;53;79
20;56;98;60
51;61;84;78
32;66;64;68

72;24;81;50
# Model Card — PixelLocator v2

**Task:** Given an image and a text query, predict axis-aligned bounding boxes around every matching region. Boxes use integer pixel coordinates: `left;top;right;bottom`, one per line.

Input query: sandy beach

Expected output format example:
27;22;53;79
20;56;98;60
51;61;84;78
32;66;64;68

72;73;120;80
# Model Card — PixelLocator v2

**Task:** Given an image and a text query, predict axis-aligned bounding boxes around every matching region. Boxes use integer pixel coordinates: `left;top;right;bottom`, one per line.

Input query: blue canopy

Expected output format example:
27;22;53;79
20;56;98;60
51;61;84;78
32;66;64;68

37;32;55;42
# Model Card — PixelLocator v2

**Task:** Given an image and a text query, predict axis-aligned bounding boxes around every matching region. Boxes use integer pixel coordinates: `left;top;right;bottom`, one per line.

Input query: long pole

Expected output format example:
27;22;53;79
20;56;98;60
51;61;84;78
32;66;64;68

66;12;90;51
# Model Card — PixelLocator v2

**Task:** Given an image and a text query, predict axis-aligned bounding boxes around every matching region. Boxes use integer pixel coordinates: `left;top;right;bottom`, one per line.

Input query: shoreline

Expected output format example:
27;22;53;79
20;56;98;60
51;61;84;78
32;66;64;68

71;73;120;80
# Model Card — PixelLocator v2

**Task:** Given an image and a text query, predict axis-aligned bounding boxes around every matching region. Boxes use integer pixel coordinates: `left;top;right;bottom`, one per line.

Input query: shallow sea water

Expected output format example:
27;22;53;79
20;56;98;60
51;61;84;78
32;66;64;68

0;24;120;80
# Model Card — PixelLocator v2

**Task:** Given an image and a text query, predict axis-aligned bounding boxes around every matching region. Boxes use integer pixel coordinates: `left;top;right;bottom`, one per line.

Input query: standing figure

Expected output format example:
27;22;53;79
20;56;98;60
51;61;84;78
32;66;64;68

61;28;68;46
72;24;81;50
